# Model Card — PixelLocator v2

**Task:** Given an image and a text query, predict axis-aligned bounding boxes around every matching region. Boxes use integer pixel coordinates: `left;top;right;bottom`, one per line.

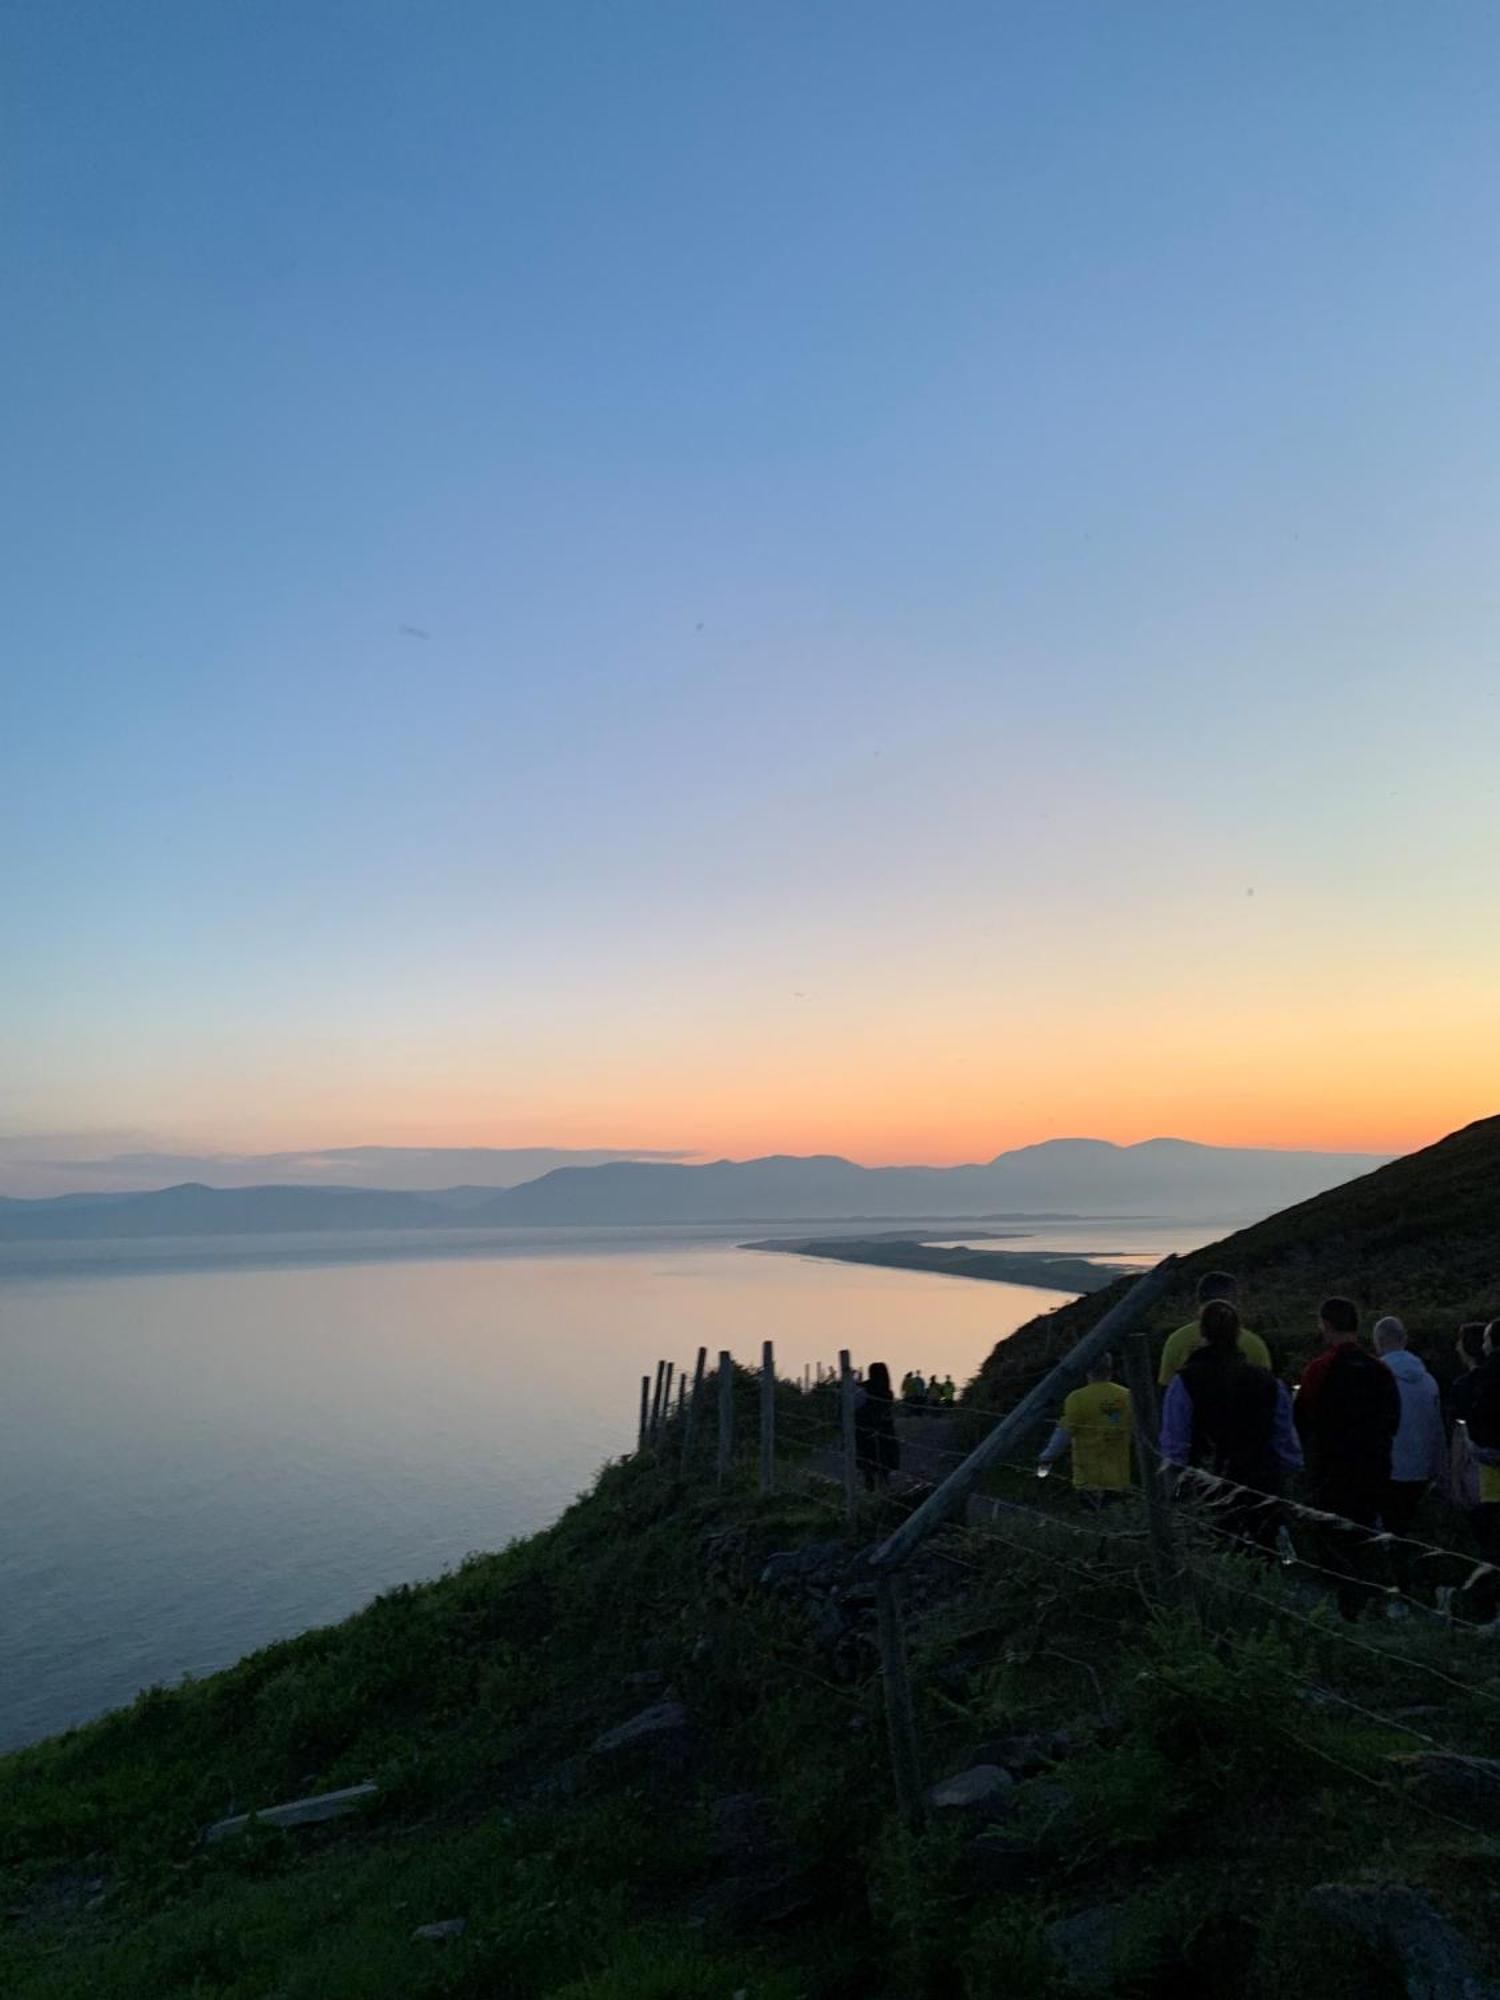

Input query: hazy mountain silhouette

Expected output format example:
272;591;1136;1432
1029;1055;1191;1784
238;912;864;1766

0;1139;1388;1242
471;1138;1382;1225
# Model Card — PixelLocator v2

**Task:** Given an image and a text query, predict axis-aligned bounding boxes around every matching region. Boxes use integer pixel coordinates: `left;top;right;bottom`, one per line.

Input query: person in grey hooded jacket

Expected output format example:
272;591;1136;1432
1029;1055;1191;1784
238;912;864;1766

1374;1316;1445;1535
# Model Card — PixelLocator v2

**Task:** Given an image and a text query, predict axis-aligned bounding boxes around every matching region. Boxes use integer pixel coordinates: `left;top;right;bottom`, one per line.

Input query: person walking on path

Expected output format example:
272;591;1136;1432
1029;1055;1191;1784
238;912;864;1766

1158;1272;1273;1386
1295;1297;1401;1618
1037;1354;1132;1501
1160;1301;1301;1547
854;1361;901;1492
1373;1316;1445;1536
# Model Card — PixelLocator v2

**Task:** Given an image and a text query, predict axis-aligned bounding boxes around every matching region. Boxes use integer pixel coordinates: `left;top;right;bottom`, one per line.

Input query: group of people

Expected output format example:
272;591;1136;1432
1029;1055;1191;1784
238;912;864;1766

846;1274;1500;1615
1038;1269;1500;1612
899;1369;955;1409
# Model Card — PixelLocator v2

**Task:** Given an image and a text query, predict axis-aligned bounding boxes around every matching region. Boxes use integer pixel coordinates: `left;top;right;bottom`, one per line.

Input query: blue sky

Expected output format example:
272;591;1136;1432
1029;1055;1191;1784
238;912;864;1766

5;1;1499;1177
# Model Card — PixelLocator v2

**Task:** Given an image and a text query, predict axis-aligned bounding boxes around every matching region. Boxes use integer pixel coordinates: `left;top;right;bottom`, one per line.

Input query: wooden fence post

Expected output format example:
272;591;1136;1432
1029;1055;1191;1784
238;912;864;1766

839;1349;859;1525
875;1571;924;1825
682;1346;708;1463
648;1359;667;1441
661;1361;675;1437
760;1340;776;1495
676;1369;687;1420
1123;1329;1180;1606
638;1373;651;1451
717;1350;734;1488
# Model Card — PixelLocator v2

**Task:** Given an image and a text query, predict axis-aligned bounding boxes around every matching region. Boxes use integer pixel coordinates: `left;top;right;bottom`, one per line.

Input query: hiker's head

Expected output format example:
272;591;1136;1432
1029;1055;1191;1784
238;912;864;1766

1088;1351;1115;1382
1199;1299;1241;1355
866;1362;892;1398
1197;1271;1238;1307
1486;1324;1500;1361
1373;1315;1407;1354
1319;1296;1360;1342
1459;1323;1488;1368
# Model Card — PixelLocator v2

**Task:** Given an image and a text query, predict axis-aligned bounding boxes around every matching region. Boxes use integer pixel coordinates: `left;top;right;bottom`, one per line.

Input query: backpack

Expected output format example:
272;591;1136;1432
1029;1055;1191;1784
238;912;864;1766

1314;1345;1400;1463
1181;1351;1278;1486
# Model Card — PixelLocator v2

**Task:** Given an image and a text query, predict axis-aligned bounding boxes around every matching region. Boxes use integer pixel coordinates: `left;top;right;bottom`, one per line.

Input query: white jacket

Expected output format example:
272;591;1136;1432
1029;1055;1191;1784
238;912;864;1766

1381;1349;1446;1485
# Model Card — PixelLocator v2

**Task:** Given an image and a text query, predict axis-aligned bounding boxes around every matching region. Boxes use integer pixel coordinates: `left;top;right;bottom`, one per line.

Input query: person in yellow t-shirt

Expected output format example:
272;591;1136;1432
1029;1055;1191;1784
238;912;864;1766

1037;1356;1133;1494
1158;1272;1272;1386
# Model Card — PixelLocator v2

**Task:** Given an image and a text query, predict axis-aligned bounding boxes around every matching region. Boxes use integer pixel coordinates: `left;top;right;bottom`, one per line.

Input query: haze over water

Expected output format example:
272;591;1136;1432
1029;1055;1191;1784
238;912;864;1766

0;1224;1226;1753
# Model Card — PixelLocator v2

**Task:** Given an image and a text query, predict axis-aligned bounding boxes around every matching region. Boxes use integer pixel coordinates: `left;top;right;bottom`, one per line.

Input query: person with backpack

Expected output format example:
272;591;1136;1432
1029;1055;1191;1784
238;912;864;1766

1295;1297;1401;1618
1159;1301;1302;1548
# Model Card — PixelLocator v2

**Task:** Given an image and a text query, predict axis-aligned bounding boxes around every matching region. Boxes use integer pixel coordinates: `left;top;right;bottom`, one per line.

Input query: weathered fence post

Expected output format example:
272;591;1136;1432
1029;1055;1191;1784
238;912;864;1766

661;1361;676;1436
717;1350;734;1488
676;1368;687;1420
648;1359;667;1441
760;1340;776;1495
638;1373;651;1451
682;1346;708;1464
875;1572;924;1825
839;1348;859;1524
1124;1328;1180;1605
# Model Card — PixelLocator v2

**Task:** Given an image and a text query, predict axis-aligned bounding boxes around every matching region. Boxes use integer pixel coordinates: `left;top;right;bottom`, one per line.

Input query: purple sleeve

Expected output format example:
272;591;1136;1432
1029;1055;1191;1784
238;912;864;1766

1159;1377;1192;1468
1271;1381;1304;1474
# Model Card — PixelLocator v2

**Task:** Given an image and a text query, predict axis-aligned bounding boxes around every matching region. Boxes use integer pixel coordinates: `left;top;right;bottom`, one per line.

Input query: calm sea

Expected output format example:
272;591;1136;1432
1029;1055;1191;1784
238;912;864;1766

0;1219;1216;1752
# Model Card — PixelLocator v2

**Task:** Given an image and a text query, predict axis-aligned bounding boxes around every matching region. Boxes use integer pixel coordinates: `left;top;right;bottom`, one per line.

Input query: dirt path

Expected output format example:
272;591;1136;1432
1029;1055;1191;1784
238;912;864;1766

808;1411;963;1495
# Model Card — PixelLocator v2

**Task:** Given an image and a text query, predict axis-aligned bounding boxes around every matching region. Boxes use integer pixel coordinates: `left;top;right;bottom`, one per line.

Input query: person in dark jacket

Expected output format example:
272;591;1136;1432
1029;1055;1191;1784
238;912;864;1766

1160;1301;1301;1549
854;1362;900;1492
1449;1323;1489;1427
1295;1297;1401;1619
1295;1297;1401;1524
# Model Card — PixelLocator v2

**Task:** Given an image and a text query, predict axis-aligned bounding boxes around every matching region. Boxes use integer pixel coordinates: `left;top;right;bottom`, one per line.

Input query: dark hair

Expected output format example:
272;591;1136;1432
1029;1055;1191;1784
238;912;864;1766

1199;1299;1242;1354
1090;1350;1115;1377
866;1362;892;1399
1459;1323;1487;1367
1197;1271;1238;1305
1320;1296;1359;1336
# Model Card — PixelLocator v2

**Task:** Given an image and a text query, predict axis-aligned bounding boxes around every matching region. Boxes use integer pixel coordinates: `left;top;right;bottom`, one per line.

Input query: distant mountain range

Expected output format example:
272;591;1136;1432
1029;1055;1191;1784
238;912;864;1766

0;1138;1387;1241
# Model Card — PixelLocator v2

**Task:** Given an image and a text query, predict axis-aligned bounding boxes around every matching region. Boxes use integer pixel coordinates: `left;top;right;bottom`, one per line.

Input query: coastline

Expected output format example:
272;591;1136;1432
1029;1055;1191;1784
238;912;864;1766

743;1231;1128;1294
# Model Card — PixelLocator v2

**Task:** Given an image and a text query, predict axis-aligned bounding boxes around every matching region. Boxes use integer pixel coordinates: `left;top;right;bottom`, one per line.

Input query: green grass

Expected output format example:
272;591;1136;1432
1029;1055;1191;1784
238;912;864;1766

6;1367;1500;1994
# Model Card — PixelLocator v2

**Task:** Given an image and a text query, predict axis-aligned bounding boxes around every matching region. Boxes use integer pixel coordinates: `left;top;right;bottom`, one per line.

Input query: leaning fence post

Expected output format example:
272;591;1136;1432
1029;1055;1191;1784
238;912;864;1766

875;1571;924;1825
638;1373;651;1451
760;1340;776;1495
682;1346;708;1464
839;1349;859;1524
1124;1328;1180;1606
717;1350;734;1488
867;1256;1180;1572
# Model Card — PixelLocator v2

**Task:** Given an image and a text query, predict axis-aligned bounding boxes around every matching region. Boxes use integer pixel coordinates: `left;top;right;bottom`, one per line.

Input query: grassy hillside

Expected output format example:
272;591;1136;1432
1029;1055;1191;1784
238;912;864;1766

6;1405;1500;1995
972;1114;1500;1407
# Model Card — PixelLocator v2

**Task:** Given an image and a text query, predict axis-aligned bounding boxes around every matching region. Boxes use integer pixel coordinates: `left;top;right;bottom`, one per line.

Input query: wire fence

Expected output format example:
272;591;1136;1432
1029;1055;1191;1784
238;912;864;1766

631;1265;1500;1834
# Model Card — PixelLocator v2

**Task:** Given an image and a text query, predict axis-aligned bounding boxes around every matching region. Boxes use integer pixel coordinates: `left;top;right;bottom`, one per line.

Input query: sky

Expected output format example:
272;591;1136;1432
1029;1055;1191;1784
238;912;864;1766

5;0;1499;1188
